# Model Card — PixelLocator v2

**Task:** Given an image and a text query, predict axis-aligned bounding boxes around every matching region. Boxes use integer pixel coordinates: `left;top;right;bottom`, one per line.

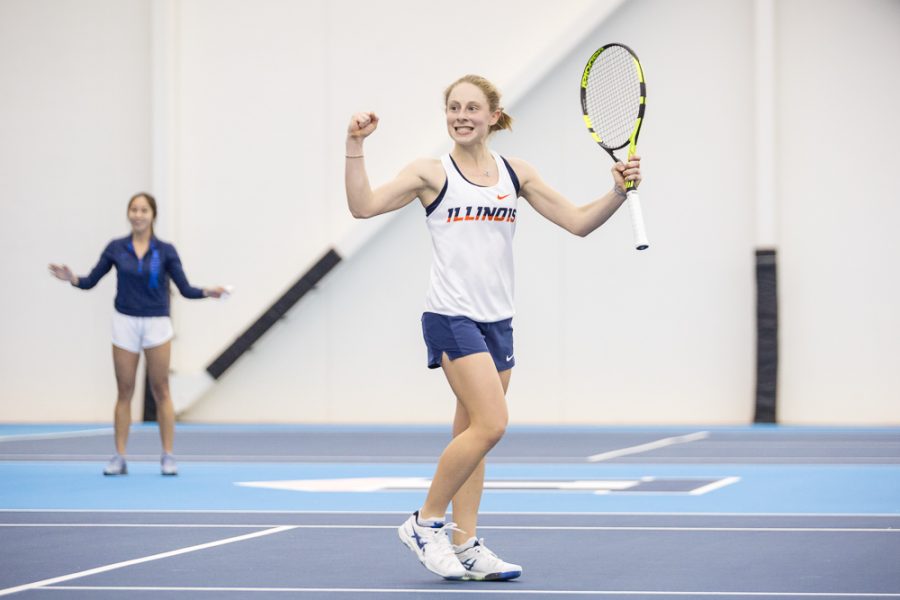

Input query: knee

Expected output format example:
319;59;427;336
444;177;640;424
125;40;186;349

478;418;508;448
116;386;135;402
149;382;170;403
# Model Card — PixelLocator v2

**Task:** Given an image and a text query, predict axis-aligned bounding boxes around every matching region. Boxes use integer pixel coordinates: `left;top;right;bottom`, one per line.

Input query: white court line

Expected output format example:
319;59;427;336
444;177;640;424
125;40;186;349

0;525;295;597
690;476;741;495
2;508;900;517
0;454;439;461
684;441;900;447
480;526;900;533
40;586;900;596
0;453;594;462
4;454;898;462
0;428;112;443
587;431;710;462
0;523;272;528
4;523;898;533
580;455;900;467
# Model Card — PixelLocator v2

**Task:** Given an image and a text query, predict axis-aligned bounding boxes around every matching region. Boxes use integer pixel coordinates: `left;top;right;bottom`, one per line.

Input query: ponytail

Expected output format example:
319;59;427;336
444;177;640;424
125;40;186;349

492;110;513;132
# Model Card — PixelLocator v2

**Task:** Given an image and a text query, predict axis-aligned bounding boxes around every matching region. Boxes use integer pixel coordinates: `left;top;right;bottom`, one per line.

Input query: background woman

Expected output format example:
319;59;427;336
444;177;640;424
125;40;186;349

49;192;226;476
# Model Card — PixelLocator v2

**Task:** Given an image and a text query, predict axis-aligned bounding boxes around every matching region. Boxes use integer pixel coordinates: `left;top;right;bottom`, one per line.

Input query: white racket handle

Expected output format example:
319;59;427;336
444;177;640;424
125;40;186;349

626;189;649;251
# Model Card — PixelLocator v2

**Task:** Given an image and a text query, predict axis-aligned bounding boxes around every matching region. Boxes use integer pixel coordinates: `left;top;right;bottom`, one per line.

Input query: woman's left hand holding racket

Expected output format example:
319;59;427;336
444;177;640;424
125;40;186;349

611;154;642;197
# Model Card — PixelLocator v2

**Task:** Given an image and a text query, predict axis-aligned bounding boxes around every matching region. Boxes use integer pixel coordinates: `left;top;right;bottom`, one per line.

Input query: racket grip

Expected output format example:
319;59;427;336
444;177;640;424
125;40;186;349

625;189;649;251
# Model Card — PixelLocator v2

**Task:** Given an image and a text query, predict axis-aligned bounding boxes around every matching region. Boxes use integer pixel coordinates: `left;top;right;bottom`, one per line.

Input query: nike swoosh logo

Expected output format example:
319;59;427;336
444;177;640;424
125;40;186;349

505;355;514;362
496;194;510;200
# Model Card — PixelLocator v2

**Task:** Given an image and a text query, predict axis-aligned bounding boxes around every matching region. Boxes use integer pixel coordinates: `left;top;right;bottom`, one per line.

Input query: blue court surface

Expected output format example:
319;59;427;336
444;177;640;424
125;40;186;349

1;424;899;598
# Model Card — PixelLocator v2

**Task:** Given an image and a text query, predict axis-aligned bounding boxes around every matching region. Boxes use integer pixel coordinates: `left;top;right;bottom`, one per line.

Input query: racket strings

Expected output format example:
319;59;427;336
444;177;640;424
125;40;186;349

584;47;641;149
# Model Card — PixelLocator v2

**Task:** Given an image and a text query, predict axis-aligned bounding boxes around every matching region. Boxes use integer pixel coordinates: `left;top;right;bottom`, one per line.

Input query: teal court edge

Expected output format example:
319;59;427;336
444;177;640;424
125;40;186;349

2;461;899;514
1;424;898;515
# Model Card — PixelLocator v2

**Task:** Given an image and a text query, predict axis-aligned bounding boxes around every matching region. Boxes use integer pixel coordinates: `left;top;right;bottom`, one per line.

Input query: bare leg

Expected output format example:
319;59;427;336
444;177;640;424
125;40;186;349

144;341;174;454
451;368;511;544
419;352;508;523
111;346;140;455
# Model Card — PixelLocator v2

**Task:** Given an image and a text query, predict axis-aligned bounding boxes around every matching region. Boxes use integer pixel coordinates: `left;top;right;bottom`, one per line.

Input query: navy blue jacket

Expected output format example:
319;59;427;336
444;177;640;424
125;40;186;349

75;235;204;317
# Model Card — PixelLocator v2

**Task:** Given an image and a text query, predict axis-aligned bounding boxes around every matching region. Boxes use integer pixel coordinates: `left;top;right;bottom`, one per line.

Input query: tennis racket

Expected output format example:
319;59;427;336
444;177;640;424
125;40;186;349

580;42;649;250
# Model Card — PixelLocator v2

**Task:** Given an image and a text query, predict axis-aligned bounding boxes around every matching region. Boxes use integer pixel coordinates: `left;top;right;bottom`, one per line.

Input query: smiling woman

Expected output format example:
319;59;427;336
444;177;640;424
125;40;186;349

47;192;228;478
444;74;514;179
344;74;643;583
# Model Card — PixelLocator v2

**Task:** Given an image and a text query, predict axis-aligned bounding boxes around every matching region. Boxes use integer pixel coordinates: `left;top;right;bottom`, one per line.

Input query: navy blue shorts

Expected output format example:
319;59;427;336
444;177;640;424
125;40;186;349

421;312;515;371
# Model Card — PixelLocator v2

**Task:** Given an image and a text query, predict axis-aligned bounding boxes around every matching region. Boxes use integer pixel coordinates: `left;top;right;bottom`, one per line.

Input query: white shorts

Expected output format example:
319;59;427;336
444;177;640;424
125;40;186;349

111;311;174;353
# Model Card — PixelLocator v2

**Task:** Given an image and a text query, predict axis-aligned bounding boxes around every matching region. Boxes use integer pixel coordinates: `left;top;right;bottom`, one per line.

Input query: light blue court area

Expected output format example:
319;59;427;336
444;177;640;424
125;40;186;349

1;424;899;515
1;461;899;515
0;424;114;438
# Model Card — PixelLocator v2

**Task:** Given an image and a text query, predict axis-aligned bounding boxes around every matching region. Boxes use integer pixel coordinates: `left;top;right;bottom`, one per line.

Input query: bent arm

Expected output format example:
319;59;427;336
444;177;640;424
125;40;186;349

344;111;429;219
346;159;430;219
513;156;641;237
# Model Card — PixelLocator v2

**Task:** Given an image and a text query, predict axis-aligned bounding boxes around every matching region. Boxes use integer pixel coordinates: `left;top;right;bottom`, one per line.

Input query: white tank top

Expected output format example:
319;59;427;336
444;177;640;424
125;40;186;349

423;151;519;322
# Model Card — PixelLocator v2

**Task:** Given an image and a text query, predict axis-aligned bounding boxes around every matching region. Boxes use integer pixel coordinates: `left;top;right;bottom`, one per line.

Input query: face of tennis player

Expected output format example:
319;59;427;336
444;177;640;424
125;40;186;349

446;82;500;145
128;196;155;235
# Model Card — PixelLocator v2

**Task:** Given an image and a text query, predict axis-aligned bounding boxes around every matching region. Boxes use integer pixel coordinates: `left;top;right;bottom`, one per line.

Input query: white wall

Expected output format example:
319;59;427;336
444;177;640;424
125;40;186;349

776;0;900;424
1;0;897;424
0;0;153;422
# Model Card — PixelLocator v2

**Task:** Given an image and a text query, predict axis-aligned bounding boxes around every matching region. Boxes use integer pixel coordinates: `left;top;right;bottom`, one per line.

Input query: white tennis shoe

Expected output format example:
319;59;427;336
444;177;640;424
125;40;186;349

103;454;127;476
398;512;466;580
454;537;522;581
160;453;178;476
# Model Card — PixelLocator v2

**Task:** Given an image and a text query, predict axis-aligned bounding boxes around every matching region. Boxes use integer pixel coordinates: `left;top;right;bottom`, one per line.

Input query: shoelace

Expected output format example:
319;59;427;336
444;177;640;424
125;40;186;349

427;522;465;552
441;522;465;534
435;522;465;537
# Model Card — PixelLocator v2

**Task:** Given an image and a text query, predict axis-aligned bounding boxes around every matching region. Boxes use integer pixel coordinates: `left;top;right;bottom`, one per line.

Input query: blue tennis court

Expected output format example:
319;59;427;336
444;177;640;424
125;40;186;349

1;424;899;598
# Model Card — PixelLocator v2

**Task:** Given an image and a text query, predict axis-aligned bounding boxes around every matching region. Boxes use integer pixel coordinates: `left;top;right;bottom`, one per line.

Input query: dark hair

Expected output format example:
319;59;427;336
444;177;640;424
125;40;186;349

444;74;513;132
128;192;157;234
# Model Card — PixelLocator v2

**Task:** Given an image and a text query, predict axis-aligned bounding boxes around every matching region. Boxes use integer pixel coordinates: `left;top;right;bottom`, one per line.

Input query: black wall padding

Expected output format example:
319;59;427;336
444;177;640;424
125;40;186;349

754;248;778;423
144;248;343;421
206;248;343;379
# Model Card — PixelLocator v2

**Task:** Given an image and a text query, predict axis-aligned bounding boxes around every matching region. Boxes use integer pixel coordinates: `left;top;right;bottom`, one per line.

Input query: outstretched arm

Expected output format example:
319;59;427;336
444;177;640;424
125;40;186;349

344;112;430;219
166;247;225;299
513;155;642;237
49;243;115;289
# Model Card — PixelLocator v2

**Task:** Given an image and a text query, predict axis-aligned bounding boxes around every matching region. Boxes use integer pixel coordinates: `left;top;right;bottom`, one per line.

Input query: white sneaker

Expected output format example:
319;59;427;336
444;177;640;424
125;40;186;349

160;453;178;476
455;537;522;581
398;511;466;580
103;454;127;476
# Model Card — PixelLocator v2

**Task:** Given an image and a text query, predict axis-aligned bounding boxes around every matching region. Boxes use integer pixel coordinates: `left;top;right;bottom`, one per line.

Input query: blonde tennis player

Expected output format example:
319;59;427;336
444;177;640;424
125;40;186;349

345;75;642;580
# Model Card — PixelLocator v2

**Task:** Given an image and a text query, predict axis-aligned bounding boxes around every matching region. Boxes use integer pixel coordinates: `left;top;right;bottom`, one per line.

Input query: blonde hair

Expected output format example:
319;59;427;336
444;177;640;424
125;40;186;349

443;74;513;132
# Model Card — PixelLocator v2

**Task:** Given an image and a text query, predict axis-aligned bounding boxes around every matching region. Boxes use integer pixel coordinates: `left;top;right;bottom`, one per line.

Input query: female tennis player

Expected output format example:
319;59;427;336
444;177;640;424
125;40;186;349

49;192;226;476
345;75;642;581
